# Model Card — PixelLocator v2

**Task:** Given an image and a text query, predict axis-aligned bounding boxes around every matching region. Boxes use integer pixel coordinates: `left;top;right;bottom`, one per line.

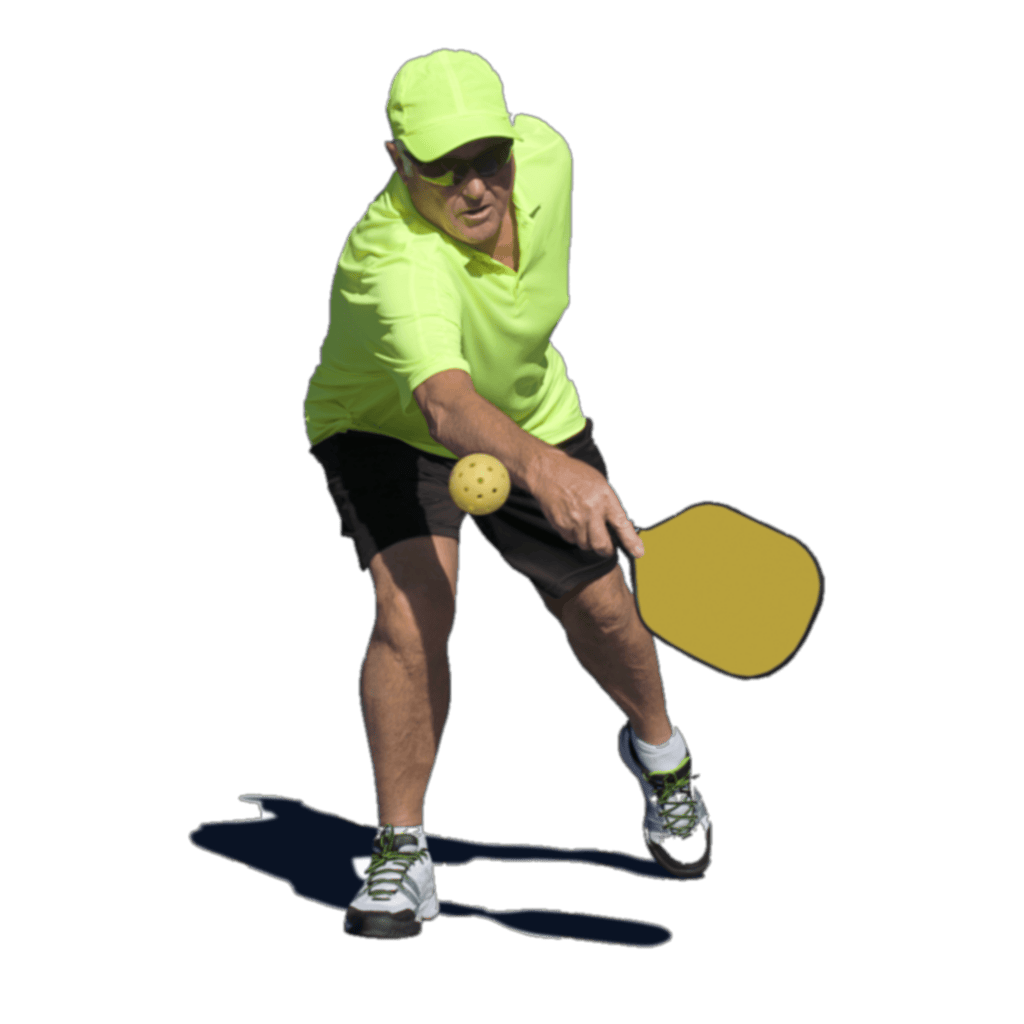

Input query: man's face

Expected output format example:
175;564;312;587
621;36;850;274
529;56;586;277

385;136;515;249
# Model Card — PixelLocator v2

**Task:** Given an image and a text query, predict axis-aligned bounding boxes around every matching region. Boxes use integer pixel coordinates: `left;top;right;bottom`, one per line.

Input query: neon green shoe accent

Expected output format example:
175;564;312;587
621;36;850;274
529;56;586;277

365;826;430;902
644;757;702;839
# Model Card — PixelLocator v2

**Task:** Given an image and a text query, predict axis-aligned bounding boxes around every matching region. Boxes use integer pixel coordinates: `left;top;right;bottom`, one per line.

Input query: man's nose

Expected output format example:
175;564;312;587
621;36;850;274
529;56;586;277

460;172;486;198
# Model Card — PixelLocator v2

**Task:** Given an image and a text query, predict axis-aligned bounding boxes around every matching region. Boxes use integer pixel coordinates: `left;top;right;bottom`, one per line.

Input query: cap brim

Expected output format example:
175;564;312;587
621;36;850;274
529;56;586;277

402;117;522;162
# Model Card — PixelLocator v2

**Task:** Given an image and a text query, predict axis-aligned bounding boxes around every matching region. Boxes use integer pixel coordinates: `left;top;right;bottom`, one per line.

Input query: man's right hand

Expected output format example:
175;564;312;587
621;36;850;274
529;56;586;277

529;449;645;559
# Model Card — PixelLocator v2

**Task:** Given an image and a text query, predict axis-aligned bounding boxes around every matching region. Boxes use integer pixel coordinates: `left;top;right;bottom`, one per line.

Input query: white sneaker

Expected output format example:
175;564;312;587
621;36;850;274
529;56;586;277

614;720;712;880
345;826;440;939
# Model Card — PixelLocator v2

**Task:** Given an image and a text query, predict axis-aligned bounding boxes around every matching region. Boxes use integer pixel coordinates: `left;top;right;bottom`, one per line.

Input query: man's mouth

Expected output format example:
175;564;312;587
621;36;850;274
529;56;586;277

461;206;490;219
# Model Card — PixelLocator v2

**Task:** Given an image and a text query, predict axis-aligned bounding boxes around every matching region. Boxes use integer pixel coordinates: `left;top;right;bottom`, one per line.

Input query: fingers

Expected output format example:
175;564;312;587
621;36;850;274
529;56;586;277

534;458;645;558
598;514;644;560
614;516;645;559
584;515;616;558
583;501;643;560
561;517;643;559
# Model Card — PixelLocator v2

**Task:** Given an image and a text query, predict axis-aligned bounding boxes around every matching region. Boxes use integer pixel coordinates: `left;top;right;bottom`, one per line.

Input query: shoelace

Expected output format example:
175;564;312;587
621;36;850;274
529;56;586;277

365;826;430;901
647;763;702;838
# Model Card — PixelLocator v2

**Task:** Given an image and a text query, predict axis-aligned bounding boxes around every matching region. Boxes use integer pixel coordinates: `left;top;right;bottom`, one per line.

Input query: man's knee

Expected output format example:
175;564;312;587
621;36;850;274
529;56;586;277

373;585;455;653
368;535;458;650
552;566;634;633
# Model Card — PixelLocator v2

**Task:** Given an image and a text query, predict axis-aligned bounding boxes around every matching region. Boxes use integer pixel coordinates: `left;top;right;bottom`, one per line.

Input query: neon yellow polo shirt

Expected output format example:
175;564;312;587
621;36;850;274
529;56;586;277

304;114;586;457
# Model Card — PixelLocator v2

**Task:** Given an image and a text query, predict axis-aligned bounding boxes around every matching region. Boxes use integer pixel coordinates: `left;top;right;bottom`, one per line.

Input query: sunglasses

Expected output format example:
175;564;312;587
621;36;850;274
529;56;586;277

405;139;514;187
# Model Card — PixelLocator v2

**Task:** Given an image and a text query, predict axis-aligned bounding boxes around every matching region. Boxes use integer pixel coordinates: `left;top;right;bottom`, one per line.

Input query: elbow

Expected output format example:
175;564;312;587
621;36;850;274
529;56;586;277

418;395;450;440
413;370;474;441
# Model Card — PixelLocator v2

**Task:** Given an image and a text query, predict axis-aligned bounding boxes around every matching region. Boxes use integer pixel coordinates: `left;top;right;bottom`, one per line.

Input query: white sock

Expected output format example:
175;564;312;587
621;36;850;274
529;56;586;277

631;725;688;773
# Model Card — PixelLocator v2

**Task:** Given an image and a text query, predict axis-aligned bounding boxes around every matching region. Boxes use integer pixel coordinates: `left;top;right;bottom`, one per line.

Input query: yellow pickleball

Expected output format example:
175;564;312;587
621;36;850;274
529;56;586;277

448;453;511;515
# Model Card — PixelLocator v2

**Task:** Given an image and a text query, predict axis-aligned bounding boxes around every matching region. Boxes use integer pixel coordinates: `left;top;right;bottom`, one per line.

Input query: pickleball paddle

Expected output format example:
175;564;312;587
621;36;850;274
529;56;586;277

615;502;823;678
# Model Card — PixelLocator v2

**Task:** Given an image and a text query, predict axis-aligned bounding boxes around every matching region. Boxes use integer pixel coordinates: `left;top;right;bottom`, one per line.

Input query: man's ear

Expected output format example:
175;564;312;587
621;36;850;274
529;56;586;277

385;141;413;180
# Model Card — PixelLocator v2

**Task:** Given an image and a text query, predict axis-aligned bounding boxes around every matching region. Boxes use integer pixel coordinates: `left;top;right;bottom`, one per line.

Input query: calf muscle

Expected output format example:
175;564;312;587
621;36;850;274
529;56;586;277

362;535;459;827
360;629;450;827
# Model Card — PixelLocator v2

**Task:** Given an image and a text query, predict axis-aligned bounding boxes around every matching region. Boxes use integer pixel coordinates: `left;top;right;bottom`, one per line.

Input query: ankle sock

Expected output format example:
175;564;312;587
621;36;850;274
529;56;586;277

631;725;688;773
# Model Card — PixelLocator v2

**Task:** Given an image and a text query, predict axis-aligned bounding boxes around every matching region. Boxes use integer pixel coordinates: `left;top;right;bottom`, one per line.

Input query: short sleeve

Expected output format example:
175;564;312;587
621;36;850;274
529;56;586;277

345;253;471;414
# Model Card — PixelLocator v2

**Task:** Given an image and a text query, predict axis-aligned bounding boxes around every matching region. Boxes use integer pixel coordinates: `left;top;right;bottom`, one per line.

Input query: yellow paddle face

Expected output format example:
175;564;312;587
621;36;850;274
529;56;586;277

631;503;823;678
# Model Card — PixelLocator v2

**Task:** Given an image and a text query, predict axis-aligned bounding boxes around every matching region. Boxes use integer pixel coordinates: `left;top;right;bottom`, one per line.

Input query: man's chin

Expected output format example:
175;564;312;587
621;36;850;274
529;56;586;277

453;220;499;246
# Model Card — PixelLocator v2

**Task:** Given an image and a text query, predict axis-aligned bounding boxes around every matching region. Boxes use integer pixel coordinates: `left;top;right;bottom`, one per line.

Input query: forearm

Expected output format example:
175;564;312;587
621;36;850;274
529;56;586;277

431;390;569;492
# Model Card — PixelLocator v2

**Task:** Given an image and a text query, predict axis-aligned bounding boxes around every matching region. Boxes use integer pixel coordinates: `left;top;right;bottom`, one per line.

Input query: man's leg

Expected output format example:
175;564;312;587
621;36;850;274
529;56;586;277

542;566;672;745
542;563;711;878
362;535;459;827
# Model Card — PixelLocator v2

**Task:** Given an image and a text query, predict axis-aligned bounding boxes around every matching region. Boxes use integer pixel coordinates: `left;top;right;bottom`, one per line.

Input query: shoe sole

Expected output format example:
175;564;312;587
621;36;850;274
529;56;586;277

610;720;716;880
339;913;428;942
647;802;712;876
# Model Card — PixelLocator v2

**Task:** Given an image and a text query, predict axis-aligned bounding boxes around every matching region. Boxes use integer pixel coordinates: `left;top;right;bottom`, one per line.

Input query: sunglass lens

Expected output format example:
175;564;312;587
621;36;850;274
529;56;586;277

416;141;512;185
481;141;513;174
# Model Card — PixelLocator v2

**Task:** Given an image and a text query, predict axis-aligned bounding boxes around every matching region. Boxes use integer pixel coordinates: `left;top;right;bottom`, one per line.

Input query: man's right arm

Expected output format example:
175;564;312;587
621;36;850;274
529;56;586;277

414;369;644;558
414;369;566;491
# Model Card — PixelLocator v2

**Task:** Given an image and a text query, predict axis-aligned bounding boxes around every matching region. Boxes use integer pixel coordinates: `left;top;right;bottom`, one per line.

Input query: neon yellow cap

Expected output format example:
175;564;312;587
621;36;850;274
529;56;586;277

387;49;522;162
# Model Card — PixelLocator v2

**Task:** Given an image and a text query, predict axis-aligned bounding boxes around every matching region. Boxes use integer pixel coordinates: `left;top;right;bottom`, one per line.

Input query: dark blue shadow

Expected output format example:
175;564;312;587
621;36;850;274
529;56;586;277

188;794;708;946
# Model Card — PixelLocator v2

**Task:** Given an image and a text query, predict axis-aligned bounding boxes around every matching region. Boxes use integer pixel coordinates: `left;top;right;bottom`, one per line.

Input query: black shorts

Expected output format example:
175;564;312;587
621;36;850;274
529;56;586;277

309;417;619;600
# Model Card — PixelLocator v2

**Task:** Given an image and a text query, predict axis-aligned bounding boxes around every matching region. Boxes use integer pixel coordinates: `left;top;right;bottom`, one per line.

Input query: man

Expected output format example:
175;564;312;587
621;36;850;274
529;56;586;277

305;49;711;940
